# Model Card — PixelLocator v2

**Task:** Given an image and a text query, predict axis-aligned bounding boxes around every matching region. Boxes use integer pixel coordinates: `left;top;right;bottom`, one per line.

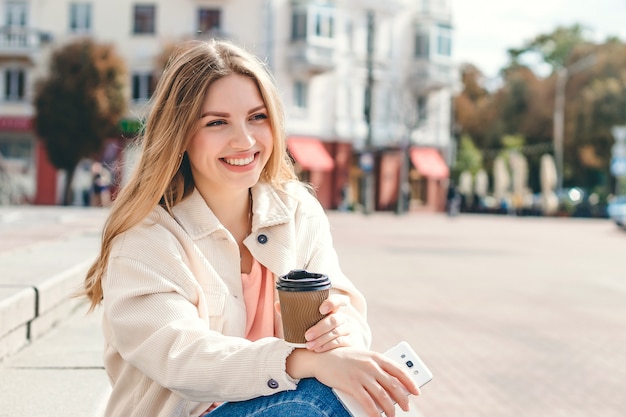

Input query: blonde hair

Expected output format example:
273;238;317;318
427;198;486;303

83;39;297;311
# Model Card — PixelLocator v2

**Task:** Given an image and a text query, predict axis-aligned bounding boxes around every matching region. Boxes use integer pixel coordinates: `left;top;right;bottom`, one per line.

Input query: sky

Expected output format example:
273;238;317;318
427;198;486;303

452;0;626;79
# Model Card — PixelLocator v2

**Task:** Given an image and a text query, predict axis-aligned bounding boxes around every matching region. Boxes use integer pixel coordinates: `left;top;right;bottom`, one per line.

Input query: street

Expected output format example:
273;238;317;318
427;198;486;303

327;212;626;417
1;208;624;416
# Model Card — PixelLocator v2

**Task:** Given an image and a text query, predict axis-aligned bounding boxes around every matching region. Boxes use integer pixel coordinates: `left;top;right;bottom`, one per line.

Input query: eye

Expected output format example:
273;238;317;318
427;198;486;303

206;119;226;127
251;113;268;121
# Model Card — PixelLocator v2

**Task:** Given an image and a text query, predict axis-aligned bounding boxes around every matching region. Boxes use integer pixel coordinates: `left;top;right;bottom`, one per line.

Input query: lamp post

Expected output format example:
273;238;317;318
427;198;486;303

552;54;596;195
362;10;375;214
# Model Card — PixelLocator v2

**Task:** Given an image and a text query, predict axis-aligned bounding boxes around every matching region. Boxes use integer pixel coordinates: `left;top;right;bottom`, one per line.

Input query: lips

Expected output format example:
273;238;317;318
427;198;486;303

222;153;256;166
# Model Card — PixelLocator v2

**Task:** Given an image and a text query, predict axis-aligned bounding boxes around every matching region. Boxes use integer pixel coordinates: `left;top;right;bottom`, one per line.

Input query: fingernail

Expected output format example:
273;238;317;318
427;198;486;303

306;341;316;349
319;305;329;315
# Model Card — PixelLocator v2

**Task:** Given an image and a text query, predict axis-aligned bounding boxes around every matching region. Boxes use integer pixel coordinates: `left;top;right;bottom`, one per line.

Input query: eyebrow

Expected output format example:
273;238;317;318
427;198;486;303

200;104;266;119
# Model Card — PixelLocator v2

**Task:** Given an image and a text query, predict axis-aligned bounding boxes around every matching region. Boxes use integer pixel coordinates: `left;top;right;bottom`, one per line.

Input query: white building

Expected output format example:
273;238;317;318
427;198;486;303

0;0;457;210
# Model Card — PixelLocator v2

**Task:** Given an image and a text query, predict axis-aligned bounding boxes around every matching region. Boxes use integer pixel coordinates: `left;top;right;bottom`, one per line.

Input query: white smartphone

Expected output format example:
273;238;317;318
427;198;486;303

333;341;433;417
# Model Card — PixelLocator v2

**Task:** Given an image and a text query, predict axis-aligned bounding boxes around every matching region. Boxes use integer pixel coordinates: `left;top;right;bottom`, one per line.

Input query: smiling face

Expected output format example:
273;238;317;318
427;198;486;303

185;73;274;199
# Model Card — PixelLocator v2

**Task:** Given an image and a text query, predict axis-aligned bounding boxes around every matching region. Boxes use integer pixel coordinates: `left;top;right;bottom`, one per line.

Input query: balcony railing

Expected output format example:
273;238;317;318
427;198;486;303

288;40;335;75
411;58;455;92
0;26;45;56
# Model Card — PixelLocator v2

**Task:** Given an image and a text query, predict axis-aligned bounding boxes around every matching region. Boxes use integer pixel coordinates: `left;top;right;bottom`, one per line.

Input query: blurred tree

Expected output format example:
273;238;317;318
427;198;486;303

490;67;553;190
574;40;626;195
464;24;626;195
453;23;626;199
494;68;532;136
454;64;498;150
496;66;552;139
33;38;127;205
507;24;589;71
453;134;483;180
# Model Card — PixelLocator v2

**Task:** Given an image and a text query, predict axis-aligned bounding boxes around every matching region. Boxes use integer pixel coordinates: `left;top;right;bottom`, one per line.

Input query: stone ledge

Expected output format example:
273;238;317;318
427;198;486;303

0;236;99;362
0;286;36;336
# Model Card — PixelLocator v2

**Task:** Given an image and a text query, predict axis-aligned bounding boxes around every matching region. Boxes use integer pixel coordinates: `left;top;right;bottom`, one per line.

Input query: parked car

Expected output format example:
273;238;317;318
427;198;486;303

607;195;626;227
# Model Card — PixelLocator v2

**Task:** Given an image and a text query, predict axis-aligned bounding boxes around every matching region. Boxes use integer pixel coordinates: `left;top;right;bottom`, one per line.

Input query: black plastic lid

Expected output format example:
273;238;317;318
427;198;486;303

276;269;331;292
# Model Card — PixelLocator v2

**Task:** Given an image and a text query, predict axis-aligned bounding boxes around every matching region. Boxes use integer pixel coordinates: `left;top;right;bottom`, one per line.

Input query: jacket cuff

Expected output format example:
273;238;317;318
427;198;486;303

255;338;299;395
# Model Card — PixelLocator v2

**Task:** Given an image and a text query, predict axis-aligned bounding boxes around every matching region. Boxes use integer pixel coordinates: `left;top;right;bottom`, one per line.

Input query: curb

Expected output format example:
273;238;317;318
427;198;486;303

0;228;102;362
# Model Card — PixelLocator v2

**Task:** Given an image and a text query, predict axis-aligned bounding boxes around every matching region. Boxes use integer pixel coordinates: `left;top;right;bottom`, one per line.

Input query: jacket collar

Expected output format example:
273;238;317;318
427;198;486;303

171;182;294;240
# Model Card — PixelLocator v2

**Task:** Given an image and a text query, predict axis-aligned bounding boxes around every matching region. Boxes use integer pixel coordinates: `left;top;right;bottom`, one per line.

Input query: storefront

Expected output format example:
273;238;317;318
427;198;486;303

286;136;336;208
408;147;449;212
0;116;40;204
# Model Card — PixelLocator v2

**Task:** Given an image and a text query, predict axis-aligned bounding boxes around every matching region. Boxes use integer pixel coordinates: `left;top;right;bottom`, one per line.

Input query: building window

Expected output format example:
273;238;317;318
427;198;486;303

291;5;334;41
133;5;155;34
294;81;308;109
69;3;92;32
415;26;429;58
346;20;354;50
5;1;27;26
197;8;221;34
314;7;333;39
436;24;452;56
4;68;25;101
291;9;307;40
132;73;154;101
417;95;427;122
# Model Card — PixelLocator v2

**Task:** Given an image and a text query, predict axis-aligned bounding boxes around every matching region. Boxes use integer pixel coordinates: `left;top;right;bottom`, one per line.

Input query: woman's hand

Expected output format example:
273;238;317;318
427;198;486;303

303;293;361;352
287;347;420;417
275;293;369;352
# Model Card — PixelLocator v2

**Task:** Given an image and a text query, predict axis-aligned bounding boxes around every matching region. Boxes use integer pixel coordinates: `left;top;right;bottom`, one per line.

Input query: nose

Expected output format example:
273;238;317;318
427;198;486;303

230;123;255;149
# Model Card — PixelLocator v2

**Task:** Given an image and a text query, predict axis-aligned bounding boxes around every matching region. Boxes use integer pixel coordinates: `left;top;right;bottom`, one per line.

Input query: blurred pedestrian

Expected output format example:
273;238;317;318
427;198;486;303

90;162;111;207
446;180;460;216
81;39;419;417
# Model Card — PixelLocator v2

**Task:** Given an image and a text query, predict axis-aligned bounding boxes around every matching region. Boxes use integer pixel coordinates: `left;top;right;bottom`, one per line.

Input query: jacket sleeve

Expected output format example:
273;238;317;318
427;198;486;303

103;232;298;403
294;190;373;349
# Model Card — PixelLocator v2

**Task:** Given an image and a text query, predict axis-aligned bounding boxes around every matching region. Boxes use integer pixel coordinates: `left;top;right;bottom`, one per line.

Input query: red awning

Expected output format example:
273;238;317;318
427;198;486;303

410;147;449;179
287;137;335;172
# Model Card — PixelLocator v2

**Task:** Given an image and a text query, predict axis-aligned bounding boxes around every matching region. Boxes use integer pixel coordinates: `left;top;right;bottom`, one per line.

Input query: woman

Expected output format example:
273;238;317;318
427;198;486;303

83;39;419;417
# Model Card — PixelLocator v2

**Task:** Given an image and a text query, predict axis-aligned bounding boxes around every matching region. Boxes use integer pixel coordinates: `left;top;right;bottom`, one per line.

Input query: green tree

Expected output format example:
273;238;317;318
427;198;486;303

507;24;589;71
33;38;127;205
573;40;626;194
502;25;615;190
453;135;483;180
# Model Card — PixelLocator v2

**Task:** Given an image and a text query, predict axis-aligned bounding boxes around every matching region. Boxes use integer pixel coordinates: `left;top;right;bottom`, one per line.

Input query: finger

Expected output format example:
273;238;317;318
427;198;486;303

305;314;345;346
274;301;281;316
350;384;385;417
366;354;419;414
379;356;420;396
383;375;412;412
320;293;350;315
311;324;351;352
365;379;395;417
306;312;342;341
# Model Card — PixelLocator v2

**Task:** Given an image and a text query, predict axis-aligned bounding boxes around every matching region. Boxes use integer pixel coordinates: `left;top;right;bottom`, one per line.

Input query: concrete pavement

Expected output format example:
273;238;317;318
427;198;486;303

1;207;625;417
330;212;626;417
0;206;108;359
0;206;109;415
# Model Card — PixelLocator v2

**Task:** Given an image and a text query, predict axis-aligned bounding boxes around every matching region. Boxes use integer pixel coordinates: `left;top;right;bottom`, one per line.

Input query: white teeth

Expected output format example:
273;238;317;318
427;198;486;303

224;155;254;166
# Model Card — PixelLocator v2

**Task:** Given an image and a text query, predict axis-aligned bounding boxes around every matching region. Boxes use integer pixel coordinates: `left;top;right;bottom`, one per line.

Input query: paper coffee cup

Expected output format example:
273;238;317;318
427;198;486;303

276;269;331;347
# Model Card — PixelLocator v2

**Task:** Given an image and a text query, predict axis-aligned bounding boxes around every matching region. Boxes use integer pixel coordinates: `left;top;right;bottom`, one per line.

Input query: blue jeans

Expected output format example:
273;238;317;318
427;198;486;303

205;378;351;417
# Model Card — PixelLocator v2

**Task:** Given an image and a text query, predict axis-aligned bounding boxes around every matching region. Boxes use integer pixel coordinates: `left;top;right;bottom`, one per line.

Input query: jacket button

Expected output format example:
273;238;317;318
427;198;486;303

267;379;279;389
257;234;268;244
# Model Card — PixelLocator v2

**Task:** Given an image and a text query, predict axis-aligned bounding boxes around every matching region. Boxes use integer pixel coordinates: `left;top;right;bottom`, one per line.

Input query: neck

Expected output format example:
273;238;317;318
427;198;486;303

200;188;251;240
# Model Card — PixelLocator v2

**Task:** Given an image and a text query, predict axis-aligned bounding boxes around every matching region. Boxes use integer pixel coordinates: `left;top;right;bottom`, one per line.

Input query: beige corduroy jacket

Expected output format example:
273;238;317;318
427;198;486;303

101;181;372;417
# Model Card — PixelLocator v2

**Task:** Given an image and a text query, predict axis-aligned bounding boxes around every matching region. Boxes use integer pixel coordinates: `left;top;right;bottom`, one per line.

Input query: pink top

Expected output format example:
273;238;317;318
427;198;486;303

241;258;277;341
205;260;279;414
